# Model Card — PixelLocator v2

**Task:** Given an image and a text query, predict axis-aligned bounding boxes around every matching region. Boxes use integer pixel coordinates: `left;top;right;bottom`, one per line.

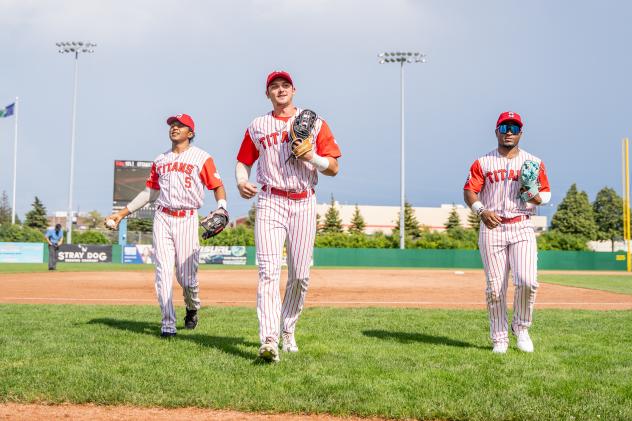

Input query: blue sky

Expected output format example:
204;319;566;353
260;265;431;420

1;0;631;222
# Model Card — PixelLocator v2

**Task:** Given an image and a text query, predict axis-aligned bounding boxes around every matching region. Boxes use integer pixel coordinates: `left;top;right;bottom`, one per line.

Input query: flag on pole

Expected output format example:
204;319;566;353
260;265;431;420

0;103;15;118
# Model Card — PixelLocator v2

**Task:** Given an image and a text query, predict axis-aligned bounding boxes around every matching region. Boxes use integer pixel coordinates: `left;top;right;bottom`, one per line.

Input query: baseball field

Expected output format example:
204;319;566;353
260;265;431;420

1;265;631;420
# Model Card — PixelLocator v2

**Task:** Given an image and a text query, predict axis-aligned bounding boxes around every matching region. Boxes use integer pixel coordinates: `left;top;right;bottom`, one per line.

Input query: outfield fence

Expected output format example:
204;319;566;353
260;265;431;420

3;243;628;270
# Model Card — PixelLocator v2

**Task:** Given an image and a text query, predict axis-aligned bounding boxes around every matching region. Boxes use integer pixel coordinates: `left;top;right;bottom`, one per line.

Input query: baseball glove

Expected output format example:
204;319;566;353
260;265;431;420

288;109;317;159
200;208;229;239
519;160;540;202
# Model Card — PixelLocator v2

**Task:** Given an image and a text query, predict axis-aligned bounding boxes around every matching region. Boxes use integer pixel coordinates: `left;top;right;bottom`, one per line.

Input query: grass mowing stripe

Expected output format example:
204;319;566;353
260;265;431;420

1;304;631;420
540;274;632;295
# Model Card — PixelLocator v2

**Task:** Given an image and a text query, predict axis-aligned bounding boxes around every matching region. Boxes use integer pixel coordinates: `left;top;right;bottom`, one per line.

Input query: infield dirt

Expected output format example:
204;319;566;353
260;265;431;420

1;268;631;309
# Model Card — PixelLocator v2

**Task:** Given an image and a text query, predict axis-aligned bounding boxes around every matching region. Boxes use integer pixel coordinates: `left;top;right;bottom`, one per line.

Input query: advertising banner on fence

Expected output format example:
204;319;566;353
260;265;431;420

0;242;44;263
58;244;112;263
123;244;155;264
199;246;247;265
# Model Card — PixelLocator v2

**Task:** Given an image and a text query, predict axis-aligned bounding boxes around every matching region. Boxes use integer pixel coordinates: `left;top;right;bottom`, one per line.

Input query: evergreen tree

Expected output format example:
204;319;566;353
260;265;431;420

127;218;153;233
467;210;481;232
593;187;623;249
348;204;366;234
24;196;48;231
322;195;343;233
550;184;597;239
315;213;322;233
0;191;11;225
245;203;257;228
393;201;421;238
444;206;461;231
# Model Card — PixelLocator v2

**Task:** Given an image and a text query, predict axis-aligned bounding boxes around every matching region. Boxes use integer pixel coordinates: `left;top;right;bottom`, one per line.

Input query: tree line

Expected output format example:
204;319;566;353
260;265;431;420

0;185;625;251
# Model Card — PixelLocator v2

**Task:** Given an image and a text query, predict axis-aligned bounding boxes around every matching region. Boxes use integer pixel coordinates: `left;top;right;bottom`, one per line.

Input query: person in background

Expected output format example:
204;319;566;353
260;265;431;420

45;223;64;270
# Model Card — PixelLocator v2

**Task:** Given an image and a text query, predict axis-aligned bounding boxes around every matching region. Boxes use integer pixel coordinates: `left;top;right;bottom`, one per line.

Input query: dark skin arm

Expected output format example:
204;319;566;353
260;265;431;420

464;189;543;230
464;190;503;229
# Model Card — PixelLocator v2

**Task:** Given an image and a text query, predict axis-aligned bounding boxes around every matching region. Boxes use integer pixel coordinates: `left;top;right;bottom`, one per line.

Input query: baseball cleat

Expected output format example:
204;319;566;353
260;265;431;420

516;331;534;353
184;309;198;330
282;332;299;353
492;342;509;354
258;342;280;362
160;331;177;338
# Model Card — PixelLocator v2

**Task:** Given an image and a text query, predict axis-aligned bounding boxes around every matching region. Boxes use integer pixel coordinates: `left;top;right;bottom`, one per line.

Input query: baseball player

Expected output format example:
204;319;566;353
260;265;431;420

105;114;226;337
236;71;341;362
464;111;551;354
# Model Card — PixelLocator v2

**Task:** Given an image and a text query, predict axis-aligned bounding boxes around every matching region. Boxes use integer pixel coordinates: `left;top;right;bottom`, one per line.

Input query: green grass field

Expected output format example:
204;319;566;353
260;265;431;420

1;304;631;420
539;274;632;295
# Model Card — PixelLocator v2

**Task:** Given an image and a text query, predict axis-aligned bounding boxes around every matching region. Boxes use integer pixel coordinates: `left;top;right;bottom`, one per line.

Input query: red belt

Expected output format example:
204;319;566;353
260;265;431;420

500;215;530;224
159;206;196;217
262;185;314;200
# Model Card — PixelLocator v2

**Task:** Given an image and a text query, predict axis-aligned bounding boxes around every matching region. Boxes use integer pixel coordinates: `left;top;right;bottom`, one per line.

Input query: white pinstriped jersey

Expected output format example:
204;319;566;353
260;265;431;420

237;108;341;192
146;145;223;210
464;148;550;218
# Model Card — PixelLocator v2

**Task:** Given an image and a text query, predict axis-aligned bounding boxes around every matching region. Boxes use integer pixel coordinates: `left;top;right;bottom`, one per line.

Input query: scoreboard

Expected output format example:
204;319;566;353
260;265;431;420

112;160;155;218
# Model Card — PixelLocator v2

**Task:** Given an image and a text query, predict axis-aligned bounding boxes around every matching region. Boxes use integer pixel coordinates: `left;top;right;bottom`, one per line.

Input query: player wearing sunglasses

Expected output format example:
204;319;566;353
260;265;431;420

463;111;551;354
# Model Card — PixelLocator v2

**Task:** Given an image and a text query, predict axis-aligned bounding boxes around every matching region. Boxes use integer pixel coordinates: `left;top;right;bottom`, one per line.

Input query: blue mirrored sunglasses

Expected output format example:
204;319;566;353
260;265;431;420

497;124;521;134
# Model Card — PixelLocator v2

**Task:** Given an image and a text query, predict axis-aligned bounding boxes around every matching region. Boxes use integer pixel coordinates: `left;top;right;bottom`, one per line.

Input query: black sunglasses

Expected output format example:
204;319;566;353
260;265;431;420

497;124;521;134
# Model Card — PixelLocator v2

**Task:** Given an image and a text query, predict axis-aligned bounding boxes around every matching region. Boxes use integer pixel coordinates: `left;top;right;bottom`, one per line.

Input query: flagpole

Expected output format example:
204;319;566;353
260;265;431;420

11;97;18;224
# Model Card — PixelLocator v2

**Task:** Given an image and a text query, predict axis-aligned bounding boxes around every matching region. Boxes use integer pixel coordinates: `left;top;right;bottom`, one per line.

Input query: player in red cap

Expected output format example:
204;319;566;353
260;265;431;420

464;111;551;354
105;113;226;337
236;71;341;362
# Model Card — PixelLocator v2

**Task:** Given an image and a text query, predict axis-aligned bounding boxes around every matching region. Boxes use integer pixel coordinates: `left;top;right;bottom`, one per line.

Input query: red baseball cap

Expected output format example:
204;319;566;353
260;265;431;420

166;114;195;132
496;111;523;127
266;70;293;89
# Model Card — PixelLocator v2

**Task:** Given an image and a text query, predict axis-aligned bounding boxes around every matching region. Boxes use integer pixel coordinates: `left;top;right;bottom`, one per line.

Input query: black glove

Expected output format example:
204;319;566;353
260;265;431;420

200;208;229;239
289;109;317;159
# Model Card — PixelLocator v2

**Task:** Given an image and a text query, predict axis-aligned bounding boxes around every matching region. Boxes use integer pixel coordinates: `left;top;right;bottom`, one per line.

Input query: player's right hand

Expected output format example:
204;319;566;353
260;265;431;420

237;181;258;199
480;210;502;230
104;214;123;230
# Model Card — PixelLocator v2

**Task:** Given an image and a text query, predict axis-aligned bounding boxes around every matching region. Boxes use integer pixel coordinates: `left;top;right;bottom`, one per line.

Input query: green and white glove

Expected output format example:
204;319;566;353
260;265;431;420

519;160;540;202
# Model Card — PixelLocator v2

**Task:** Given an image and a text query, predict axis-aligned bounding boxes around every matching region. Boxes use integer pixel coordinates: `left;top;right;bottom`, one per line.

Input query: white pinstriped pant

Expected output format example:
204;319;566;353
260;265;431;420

255;191;317;345
478;219;539;344
153;211;201;334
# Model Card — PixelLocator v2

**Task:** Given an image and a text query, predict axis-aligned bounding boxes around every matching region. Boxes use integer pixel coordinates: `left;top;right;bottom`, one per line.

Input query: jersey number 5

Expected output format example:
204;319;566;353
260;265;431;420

184;176;192;188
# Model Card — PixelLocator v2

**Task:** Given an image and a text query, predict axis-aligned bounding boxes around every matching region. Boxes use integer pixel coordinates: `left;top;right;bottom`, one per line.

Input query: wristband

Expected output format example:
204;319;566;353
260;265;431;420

471;201;485;215
309;153;329;172
217;199;227;210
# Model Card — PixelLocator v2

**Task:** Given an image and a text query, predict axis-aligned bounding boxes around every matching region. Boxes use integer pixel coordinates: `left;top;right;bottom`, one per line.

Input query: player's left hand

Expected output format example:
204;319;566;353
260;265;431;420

292;140;314;161
201;208;229;239
289;109;317;161
519;160;540;202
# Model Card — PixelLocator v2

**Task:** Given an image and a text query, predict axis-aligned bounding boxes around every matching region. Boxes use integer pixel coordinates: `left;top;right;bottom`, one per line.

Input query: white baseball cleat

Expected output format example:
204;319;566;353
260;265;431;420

492;342;509;354
516;331;534;353
258;342;280;362
282;332;299;353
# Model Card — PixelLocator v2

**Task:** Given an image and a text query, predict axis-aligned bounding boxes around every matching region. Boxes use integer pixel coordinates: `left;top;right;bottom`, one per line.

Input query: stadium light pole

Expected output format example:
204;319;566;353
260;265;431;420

378;51;427;249
57;41;96;244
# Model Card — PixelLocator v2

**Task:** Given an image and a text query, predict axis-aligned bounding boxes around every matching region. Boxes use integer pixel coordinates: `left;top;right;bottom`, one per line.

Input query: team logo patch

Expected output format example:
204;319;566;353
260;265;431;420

214;172;221;179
